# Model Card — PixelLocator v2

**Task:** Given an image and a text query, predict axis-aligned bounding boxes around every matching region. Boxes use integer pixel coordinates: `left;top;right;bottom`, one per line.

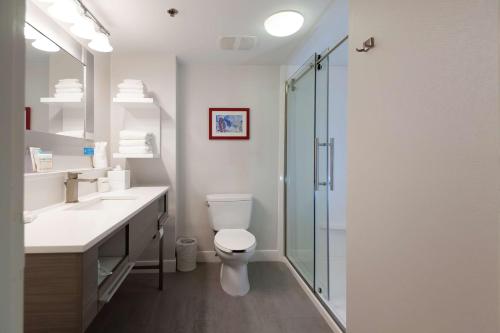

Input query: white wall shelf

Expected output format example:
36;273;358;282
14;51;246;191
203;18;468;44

24;167;110;179
112;153;159;159
40;97;83;108
112;97;159;110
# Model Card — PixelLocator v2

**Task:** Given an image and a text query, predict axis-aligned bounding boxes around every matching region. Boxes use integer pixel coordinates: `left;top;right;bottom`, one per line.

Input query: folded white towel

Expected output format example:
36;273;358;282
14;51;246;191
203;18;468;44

54;93;83;99
58;79;80;83
116;93;145;99
119;88;144;94
55;83;83;89
118;83;144;90
119;130;152;140
123;79;143;84
56;88;82;94
119;139;152;146
119;146;152;154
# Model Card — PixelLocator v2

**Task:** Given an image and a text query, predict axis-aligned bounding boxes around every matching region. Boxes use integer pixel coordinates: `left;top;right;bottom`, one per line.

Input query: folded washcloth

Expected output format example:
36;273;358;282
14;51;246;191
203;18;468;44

58;78;80;83
119;130;152;140
119;88;144;94
55;83;83;89
119;146;152;154
116;93;146;99
123;79;143;84
119;139;152;146
118;83;144;90
56;88;82;93
54;93;83;99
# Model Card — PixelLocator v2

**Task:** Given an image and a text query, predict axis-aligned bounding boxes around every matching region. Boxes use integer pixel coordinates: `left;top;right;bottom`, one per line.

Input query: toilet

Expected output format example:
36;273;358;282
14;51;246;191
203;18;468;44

206;193;256;296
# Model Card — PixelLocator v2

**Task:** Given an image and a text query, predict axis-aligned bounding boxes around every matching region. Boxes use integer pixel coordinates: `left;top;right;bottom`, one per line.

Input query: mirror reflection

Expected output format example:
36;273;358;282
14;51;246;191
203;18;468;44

24;24;86;138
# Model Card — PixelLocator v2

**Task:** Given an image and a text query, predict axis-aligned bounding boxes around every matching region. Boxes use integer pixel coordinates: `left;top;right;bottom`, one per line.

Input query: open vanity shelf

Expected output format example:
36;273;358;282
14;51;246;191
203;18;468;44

112;96;161;159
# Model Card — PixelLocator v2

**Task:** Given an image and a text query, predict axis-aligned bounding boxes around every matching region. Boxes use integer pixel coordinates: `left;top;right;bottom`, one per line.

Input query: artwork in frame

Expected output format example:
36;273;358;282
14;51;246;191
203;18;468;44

209;108;250;140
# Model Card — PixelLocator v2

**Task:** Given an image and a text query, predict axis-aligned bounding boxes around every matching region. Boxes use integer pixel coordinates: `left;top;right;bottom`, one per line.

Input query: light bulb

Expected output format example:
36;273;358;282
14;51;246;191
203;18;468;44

70;16;97;40
24;24;41;40
264;11;304;37
88;32;113;53
32;37;60;52
48;0;82;24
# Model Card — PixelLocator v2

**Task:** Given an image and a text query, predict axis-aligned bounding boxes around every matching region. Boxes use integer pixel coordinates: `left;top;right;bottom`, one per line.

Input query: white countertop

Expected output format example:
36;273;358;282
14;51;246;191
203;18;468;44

25;186;168;254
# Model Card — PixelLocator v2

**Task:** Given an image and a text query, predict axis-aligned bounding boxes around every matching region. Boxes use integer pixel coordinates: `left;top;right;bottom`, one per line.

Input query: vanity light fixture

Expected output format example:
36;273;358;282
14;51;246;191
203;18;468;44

43;0;113;52
24;24;41;40
264;10;304;37
70;15;97;40
32;36;60;52
48;0;82;24
88;32;113;53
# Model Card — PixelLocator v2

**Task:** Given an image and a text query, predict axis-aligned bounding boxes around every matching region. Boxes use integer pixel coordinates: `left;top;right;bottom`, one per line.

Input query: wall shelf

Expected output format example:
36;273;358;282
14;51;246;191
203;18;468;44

112;153;159;159
112;97;159;110
40;97;83;108
24;167;110;180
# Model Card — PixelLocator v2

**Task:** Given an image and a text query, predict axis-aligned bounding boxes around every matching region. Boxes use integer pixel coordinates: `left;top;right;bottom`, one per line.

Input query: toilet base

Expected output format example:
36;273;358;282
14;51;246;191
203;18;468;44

220;262;250;296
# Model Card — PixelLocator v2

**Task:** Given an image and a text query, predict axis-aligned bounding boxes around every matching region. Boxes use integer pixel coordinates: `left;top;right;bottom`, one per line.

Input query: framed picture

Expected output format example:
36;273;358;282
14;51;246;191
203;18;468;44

209;108;250;140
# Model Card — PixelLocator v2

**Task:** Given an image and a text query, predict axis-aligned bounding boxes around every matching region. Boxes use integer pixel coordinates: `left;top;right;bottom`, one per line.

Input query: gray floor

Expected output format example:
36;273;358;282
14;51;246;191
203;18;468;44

86;262;332;333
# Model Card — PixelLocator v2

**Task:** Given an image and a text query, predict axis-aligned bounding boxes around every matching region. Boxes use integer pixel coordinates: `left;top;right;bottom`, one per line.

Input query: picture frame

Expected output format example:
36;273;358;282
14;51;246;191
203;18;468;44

209;108;250;140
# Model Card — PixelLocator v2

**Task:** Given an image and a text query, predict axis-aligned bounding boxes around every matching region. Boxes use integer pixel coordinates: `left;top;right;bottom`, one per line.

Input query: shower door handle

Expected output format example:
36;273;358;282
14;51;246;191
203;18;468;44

329;138;335;191
314;138;319;191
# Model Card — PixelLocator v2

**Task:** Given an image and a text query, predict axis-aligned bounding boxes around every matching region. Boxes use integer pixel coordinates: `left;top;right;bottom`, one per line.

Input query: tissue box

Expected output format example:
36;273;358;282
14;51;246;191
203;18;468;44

107;170;130;191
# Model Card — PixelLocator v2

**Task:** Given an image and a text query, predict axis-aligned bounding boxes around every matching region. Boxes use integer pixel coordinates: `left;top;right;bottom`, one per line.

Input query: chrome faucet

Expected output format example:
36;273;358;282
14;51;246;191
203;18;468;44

64;172;97;203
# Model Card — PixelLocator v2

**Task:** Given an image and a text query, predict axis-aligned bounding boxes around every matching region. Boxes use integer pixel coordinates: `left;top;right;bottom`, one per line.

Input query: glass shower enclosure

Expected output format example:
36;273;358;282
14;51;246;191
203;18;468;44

285;37;348;329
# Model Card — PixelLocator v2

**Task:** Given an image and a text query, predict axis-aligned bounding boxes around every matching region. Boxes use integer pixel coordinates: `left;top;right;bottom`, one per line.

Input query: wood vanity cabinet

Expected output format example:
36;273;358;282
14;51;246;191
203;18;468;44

24;193;167;333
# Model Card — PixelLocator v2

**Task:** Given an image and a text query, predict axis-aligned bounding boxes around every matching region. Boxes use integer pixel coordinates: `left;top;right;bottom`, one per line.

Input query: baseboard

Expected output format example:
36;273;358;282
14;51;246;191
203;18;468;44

283;259;343;333
197;250;282;263
132;259;176;273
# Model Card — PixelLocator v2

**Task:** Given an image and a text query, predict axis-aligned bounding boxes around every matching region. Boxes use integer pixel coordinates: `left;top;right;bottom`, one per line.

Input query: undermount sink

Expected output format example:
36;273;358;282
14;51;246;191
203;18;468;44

66;195;137;211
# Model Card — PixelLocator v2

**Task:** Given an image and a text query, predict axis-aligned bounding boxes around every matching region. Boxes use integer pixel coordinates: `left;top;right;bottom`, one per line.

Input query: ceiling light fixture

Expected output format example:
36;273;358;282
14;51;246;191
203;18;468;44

70;15;97;40
88;32;113;53
32;36;60;52
24;24;41;40
48;0;82;24
264;11;304;37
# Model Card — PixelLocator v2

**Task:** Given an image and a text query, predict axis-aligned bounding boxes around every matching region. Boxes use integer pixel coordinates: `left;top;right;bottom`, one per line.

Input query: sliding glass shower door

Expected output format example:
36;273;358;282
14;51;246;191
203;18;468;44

285;37;348;330
285;55;316;285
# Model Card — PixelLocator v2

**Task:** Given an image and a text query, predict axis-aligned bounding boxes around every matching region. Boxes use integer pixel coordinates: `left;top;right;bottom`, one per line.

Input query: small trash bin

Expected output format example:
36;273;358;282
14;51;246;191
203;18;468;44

176;237;197;272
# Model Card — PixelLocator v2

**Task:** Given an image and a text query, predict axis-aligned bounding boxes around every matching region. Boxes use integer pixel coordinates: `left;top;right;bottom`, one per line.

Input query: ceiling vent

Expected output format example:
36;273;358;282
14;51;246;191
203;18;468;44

219;36;257;51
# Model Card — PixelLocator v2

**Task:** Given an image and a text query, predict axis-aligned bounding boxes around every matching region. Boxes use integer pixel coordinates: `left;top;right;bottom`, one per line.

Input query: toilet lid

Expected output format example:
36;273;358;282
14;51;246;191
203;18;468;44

215;229;256;253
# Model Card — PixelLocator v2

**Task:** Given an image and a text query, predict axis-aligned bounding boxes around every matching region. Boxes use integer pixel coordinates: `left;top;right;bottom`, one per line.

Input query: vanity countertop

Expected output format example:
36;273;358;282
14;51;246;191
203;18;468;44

24;186;168;254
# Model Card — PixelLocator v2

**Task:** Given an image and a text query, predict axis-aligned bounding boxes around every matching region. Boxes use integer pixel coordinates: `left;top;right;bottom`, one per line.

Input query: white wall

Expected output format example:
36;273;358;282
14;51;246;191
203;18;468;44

347;1;499;332
110;53;177;265
178;64;281;259
0;0;25;331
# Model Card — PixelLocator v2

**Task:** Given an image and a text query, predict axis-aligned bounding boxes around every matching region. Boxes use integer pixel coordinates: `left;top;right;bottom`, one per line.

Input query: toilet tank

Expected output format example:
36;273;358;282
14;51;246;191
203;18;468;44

206;194;253;231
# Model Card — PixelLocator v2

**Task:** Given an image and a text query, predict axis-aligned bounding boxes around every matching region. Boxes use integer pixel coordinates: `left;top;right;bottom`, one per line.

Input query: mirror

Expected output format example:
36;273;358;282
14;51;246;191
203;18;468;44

24;23;93;139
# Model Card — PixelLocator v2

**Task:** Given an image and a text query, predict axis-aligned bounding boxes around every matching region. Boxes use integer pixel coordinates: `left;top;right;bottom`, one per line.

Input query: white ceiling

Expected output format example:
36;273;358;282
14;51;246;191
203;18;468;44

82;0;333;64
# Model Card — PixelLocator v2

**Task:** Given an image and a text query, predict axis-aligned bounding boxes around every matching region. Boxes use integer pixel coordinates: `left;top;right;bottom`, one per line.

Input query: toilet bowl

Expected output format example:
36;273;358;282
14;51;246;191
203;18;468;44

214;229;256;296
206;194;255;296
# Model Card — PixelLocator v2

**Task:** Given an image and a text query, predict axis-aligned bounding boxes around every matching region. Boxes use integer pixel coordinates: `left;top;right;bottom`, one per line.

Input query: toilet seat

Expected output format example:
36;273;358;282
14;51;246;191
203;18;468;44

215;229;256;253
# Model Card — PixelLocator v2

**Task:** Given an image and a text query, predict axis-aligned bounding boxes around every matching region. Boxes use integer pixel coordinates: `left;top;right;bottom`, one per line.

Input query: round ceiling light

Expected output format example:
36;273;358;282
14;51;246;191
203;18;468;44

48;0;82;24
264;11;304;37
88;32;113;53
24;24;41;40
32;36;60;52
71;16;97;40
